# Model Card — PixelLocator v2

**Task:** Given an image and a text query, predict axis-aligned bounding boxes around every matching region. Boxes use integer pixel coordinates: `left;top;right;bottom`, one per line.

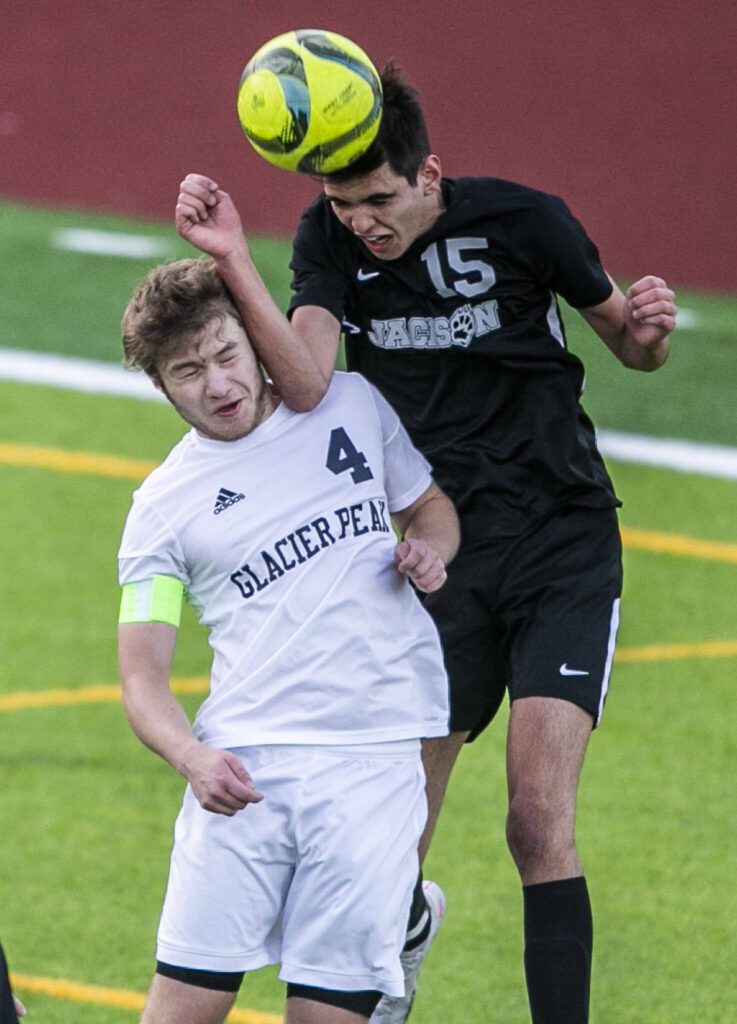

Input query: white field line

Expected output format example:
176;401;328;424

596;430;737;480
673;308;700;329
0;349;165;401
1;349;736;480
53;228;171;259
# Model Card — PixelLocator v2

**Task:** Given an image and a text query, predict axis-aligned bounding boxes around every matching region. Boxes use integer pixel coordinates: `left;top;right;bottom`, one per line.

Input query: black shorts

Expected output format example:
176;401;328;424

422;507;623;741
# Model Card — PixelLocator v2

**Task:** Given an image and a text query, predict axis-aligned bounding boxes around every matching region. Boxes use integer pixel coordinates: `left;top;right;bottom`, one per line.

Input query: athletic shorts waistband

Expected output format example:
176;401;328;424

228;739;421;760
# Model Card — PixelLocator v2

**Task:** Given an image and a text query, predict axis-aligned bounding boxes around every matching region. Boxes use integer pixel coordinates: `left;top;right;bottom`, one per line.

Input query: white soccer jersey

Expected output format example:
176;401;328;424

118;372;449;747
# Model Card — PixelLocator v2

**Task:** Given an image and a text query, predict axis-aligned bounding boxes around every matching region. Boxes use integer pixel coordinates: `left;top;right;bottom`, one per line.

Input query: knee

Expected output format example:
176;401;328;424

505;792;570;872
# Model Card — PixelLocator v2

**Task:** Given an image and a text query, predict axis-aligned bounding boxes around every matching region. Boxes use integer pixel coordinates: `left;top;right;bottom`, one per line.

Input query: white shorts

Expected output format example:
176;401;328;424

156;741;426;996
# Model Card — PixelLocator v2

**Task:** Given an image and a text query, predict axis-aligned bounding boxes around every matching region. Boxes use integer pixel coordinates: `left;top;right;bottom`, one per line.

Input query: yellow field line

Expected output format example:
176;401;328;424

615;639;737;663
0;677;207;711
2;639;737;715
620;525;737;564
11;972;281;1023
3;440;737;564
0;441;155;481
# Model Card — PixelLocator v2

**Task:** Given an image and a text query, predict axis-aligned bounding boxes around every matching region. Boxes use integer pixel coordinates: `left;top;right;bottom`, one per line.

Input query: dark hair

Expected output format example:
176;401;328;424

324;62;431;185
121;258;242;379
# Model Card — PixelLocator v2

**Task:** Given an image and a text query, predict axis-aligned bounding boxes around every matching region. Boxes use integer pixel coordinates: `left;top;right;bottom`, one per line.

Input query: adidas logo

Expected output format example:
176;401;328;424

213;487;245;515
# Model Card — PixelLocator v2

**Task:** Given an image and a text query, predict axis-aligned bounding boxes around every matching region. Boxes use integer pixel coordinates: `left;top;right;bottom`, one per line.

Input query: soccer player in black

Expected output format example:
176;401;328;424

0;943;23;1023
176;61;676;1024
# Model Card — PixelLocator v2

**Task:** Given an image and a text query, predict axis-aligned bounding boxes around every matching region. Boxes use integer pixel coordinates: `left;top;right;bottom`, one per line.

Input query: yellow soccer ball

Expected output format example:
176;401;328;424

237;29;383;174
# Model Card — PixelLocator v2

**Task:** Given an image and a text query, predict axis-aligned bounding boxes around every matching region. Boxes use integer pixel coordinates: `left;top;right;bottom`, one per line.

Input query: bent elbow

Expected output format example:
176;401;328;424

288;396;323;413
282;381;330;413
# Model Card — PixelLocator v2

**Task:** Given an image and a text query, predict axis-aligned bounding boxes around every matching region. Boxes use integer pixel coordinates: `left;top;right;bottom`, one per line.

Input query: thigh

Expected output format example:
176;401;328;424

156;746;300;973
280;744;427;998
503;508;623;725
422;541;507;739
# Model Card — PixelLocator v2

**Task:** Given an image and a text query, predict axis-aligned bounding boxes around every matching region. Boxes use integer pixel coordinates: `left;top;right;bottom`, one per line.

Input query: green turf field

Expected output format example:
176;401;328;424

2;200;737;445
1;201;736;1022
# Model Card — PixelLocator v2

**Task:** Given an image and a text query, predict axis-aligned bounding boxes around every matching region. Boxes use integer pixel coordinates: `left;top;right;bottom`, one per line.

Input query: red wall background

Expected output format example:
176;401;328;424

2;0;735;291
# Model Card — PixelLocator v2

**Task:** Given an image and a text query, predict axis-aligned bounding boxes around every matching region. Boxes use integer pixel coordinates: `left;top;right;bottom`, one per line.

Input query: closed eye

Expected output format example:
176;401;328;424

171;365;200;379
328;193;395;209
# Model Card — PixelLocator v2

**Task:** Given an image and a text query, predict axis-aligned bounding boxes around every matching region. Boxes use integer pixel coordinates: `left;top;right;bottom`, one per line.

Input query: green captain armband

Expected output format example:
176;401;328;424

119;575;184;627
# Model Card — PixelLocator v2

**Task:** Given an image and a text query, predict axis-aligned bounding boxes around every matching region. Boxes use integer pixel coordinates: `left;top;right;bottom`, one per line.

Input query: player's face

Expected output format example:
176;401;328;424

156;315;277;441
323;156;444;260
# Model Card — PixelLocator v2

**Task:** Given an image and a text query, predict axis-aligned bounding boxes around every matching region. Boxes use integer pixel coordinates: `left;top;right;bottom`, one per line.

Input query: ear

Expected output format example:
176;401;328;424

419;154;442;194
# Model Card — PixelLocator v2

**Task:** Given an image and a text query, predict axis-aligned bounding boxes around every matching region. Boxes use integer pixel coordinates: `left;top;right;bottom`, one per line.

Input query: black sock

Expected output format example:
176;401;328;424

404;871;430;951
523;875;593;1024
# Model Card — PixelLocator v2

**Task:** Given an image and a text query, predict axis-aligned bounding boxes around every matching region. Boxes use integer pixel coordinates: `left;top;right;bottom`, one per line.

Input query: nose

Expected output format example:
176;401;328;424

204;363;231;397
349;206;377;236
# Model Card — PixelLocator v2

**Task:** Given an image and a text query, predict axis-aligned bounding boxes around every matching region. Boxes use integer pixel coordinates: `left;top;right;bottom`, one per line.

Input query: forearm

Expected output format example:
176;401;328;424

175;175;335;408
582;275;675;372
214;248;330;410
401;489;460;567
118;620;260;814
121;671;201;778
608;326;670;372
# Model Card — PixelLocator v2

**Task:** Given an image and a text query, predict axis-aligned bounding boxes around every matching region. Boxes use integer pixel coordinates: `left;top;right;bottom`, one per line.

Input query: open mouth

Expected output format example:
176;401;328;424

361;234;392;253
215;399;242;417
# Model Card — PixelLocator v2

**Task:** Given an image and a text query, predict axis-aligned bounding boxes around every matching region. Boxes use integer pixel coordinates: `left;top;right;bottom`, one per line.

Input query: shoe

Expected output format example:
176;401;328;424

371;880;446;1023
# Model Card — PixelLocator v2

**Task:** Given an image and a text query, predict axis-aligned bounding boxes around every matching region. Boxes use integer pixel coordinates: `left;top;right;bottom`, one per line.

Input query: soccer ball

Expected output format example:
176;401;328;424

237;29;382;175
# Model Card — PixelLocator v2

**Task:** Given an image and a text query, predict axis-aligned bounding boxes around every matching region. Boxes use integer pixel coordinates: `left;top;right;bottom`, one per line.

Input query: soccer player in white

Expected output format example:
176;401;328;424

117;255;459;1024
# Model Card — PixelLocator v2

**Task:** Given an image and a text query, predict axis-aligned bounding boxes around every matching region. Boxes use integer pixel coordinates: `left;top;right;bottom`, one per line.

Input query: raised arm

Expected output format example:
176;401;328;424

580;274;676;371
392;482;461;593
118;620;262;815
175;173;333;410
291;303;343;384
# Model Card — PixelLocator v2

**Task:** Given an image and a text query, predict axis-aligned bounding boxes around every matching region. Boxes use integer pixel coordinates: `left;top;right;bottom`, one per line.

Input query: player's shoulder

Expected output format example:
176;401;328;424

437;177;589;261
132;431;196;502
320;371;386;420
324;369;376;405
443;176;572;227
299;192;342;234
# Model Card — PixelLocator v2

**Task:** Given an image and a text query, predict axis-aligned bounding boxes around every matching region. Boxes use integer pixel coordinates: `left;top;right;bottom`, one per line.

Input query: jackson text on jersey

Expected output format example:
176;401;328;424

368;298;500;350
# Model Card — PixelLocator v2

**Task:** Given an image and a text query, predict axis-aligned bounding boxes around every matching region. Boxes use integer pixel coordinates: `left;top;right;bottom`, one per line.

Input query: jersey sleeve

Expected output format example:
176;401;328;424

287;202;352;324
361;378;434;513
117;496;190;587
526;194;613;309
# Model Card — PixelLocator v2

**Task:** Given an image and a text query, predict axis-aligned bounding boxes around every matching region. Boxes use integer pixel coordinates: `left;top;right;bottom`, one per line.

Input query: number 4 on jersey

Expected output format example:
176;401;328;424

326;427;374;484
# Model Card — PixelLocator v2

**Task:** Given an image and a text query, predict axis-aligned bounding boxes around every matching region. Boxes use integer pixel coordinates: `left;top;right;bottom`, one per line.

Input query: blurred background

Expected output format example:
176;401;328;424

1;3;736;1022
3;0;736;289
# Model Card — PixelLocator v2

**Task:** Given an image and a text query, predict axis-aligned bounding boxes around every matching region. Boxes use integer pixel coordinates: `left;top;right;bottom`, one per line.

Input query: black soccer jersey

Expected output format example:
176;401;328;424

289;177;621;538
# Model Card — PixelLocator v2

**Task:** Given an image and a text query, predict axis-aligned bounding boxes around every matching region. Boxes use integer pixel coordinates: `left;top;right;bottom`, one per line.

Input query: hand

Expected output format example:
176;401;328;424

13;995;26;1017
174;173;249;262
394;538;447;593
623;275;677;349
182;744;263;816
